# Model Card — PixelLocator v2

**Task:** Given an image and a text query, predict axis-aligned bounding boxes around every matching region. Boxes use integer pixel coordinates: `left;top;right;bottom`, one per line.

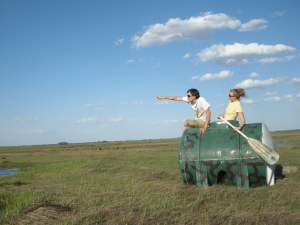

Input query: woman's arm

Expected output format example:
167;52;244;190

235;112;245;131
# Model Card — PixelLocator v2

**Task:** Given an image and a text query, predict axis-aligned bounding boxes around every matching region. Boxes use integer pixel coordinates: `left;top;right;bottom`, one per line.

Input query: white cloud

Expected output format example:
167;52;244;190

125;59;135;64
196;43;296;65
258;57;282;63
131;12;241;48
239;19;268;32
183;53;192;59
234;78;282;89
191;75;199;81
115;38;124;45
272;11;285;18
262;92;299;102
291;76;300;85
249;72;260;78
192;70;233;81
284;94;294;101
73;117;126;126
74;117;98;124
133;101;151;105
158;120;179;125
13;116;39;123
265;91;277;96
125;58;144;64
264;96;281;102
83;103;104;111
241;98;259;104
110;117;123;123
259;55;298;63
157;101;173;105
84;103;98;108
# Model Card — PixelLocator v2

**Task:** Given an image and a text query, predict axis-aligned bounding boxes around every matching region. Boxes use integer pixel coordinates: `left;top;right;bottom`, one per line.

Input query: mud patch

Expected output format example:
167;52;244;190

0;180;28;188
78;206;121;225
143;171;171;181
144;210;178;225
14;180;28;186
18;202;72;225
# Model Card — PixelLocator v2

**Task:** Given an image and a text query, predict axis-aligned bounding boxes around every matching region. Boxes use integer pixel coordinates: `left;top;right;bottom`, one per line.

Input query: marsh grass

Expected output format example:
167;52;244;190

0;133;299;225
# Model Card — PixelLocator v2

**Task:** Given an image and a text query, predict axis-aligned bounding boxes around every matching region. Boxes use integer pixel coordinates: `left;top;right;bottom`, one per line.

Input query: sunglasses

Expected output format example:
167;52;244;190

187;95;192;97
229;94;235;97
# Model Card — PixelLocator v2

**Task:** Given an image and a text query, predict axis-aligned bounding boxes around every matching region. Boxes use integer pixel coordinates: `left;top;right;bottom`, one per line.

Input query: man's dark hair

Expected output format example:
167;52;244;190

187;88;200;99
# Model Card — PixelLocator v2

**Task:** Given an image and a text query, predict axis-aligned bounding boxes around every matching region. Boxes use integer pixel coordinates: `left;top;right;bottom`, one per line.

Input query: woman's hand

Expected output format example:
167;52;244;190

233;126;242;131
217;115;223;119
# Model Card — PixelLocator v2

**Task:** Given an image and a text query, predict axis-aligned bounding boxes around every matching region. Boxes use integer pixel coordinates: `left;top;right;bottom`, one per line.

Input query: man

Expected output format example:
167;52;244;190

156;88;211;133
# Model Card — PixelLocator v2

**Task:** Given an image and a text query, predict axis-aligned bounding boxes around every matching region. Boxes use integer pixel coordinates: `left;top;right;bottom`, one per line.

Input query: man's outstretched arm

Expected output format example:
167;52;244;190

156;96;183;101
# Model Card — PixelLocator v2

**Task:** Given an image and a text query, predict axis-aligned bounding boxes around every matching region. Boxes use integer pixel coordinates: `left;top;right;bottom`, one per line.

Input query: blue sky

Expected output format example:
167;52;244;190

1;0;299;146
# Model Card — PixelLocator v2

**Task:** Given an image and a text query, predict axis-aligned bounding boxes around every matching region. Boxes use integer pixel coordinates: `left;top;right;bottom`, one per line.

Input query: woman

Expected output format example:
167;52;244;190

218;88;246;131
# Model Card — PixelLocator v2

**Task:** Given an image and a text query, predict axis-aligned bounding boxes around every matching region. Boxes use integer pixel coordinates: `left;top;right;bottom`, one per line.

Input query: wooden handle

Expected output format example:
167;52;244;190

219;117;248;140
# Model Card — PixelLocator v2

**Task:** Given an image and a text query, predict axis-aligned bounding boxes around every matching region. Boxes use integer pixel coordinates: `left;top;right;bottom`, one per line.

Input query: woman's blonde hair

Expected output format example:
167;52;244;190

230;88;245;100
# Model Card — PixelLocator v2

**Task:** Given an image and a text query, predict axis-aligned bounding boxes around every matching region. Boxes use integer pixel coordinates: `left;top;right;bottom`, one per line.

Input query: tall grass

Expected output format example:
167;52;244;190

0;133;299;225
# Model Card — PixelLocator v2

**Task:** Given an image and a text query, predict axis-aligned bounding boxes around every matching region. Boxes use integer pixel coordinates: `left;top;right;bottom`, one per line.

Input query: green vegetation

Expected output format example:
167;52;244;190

0;132;299;225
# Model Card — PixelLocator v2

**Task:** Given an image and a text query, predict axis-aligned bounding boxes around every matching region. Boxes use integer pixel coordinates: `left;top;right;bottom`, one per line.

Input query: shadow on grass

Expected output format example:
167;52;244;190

275;164;286;180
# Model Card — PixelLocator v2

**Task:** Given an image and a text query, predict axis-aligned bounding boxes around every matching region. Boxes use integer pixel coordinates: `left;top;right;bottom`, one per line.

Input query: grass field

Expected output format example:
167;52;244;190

0;131;299;225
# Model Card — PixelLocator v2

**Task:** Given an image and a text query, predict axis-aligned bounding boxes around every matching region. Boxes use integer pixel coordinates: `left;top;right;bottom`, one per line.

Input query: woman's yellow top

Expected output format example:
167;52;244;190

224;101;243;120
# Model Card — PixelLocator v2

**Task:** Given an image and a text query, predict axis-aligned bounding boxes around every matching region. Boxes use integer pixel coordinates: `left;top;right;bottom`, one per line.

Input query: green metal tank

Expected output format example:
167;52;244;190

178;121;276;188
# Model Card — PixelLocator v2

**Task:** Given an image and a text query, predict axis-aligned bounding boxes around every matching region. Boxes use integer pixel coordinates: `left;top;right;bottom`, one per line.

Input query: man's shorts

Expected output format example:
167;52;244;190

183;119;205;128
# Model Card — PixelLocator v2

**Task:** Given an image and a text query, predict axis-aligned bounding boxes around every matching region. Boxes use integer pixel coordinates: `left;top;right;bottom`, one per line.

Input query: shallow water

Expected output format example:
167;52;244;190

274;141;295;147
0;168;19;176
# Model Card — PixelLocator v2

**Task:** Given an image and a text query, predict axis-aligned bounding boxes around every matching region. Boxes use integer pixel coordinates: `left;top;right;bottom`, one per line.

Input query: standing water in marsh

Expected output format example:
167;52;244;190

0;168;19;176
